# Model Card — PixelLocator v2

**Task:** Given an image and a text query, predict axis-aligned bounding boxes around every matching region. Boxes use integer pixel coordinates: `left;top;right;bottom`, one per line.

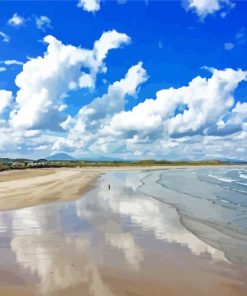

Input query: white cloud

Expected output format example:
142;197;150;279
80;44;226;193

10;30;130;131
93;29;130;66
117;0;127;4
34;145;49;151
0;90;12;116
102;68;246;141
0;67;6;72
223;29;246;52
2;59;24;66
224;42;234;50
49;67;247;161
236;28;246;45
77;0;101;12
217;102;247;135
36;15;52;31
0;24;246;161
0;65;247;160
0;31;10;43
185;0;234;19
53;62;148;151
8;13;25;27
233;102;247;114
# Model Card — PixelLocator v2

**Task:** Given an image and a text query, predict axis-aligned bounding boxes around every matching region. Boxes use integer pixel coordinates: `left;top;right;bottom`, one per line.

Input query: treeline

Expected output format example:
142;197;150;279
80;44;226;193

131;159;229;166
0;157;242;172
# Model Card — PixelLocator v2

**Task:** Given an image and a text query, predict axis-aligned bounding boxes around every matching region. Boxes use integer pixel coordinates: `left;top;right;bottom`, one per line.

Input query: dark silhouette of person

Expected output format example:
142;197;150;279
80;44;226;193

108;184;110;190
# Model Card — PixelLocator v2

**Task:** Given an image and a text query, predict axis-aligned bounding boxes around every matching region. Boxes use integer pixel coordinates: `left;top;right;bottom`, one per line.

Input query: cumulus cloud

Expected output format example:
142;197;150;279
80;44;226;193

77;0;129;12
8;13;25;27
93;30;130;67
0;67;6;72
49;66;247;161
214;102;247;135
102;68;246;141
10;30;130;130
0;25;246;160
184;0;234;19
35;15;52;31
0;31;10;43
52;65;247;160
77;0;101;12
1;65;247;160
53;62;148;152
0;90;12;116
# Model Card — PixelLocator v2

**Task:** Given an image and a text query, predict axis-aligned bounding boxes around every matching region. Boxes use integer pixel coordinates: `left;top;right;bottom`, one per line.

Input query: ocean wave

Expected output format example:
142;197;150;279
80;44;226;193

235;181;247;187
240;173;247;180
232;188;247;195
208;173;235;183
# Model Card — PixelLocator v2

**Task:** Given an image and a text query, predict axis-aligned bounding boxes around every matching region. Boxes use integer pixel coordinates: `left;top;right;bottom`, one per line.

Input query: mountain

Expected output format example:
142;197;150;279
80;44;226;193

46;153;76;161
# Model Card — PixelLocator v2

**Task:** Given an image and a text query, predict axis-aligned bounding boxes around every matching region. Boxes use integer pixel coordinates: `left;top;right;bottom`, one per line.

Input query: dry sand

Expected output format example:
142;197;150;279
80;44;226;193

0;168;99;211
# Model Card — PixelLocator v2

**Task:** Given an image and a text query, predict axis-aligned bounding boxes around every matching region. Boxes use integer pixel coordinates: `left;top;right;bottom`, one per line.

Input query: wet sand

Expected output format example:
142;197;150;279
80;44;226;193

0;168;99;211
0;169;247;295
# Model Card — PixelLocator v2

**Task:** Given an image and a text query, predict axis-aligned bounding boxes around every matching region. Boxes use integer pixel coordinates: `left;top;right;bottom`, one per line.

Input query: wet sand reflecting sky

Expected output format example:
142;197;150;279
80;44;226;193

0;170;247;296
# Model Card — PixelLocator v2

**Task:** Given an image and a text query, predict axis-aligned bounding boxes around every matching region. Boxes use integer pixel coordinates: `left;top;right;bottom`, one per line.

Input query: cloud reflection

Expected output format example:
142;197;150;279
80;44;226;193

76;172;228;263
0;170;231;296
4;206;115;295
76;196;144;271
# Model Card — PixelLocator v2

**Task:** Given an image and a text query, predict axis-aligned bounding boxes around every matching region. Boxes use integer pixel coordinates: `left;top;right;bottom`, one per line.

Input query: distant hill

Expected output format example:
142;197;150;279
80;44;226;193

218;158;247;164
46;153;75;161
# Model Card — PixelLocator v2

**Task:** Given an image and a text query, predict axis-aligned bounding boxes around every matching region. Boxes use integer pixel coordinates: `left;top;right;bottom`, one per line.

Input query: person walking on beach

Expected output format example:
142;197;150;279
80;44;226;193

108;184;111;190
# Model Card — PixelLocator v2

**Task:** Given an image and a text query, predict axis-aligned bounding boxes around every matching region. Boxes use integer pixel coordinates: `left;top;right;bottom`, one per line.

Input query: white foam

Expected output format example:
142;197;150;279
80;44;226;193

236;181;247;187
208;173;235;183
240;173;247;180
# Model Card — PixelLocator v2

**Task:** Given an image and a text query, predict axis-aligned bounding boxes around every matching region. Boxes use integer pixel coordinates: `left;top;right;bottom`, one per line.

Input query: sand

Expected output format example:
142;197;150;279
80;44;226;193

0;165;246;211
0;168;247;296
0;168;99;211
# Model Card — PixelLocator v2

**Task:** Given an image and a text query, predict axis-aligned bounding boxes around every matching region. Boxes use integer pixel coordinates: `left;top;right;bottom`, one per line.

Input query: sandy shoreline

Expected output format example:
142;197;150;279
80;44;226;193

0;168;99;211
0;165;246;211
0;168;247;295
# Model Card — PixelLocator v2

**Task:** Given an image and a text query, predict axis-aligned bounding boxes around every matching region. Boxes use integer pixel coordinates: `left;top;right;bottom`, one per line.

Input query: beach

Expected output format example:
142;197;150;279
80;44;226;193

0;167;247;295
0;165;245;211
0;168;99;211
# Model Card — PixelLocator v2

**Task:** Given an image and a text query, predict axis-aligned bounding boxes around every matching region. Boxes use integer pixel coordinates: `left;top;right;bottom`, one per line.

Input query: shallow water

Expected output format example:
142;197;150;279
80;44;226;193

0;169;247;296
139;168;247;263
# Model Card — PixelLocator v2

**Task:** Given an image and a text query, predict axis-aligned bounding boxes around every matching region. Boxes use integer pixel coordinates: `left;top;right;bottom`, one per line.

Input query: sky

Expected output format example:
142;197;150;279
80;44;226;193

0;0;247;160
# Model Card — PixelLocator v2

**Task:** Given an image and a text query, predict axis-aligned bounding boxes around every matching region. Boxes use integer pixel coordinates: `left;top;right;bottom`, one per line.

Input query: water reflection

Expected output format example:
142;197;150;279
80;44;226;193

138;169;247;267
0;170;241;295
76;171;228;263
1;206;115;295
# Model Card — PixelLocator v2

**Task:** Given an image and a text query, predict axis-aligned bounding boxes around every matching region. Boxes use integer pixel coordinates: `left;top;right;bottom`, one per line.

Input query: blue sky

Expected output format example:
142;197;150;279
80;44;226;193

0;0;247;160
